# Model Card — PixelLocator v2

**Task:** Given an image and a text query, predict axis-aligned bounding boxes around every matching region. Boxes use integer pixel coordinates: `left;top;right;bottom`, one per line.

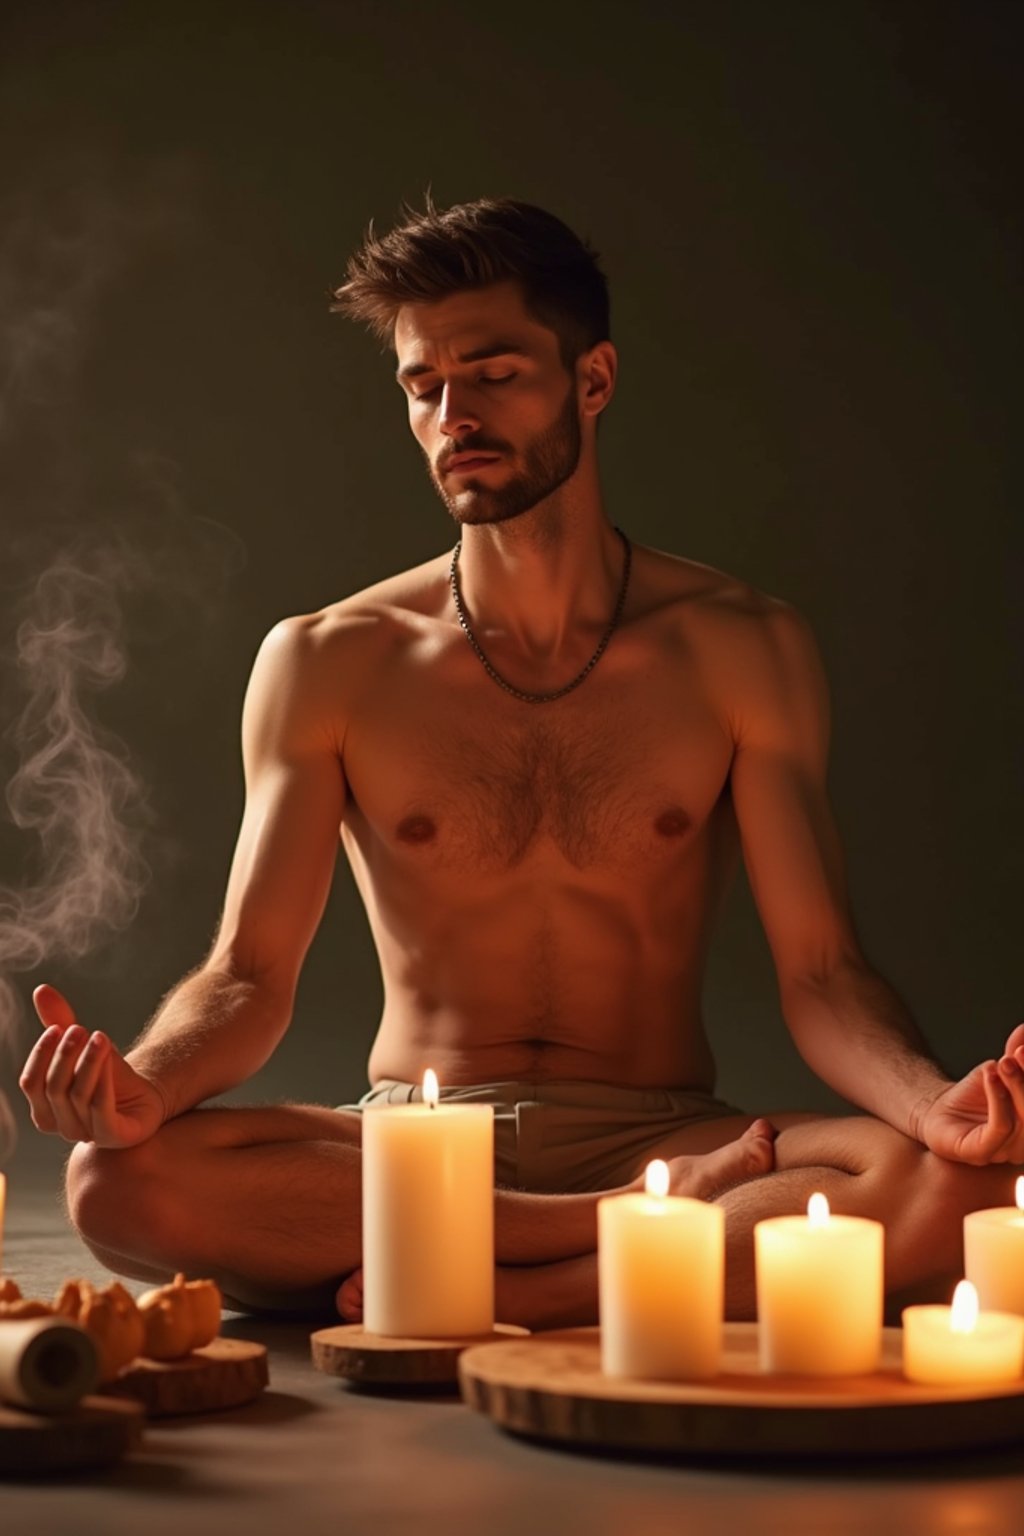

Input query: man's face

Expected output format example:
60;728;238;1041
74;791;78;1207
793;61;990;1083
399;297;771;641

394;281;583;528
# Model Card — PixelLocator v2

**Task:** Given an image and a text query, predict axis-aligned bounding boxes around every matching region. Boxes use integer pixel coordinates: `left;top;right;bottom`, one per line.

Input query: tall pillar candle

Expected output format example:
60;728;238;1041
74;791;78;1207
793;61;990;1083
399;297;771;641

599;1160;724;1381
964;1177;1024;1315
362;1071;494;1337
755;1193;884;1375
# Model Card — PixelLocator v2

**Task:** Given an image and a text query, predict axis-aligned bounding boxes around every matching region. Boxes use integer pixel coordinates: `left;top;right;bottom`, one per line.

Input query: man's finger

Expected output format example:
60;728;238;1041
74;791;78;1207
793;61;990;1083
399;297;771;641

89;1052;119;1144
1003;1022;1024;1059
32;984;81;1033
978;1064;1016;1162
997;1055;1024;1141
44;1027;92;1142
68;1033;111;1124
19;1026;66;1133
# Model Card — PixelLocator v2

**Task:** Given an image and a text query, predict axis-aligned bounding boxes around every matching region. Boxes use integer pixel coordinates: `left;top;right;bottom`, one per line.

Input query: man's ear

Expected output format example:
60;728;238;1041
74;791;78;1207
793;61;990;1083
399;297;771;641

578;340;617;419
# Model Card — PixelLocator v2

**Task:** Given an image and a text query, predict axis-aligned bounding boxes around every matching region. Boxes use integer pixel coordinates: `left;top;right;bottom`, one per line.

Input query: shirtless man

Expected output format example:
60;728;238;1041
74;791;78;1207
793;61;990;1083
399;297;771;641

20;198;1024;1327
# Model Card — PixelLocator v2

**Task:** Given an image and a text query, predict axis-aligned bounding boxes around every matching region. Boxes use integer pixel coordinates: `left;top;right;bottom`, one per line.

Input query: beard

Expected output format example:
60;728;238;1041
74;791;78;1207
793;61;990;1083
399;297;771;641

428;383;582;528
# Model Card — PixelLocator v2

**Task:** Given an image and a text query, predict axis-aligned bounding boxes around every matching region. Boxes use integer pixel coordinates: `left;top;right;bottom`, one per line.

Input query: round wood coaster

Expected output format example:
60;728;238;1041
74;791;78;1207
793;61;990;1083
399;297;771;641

311;1323;529;1387
0;1394;144;1476
459;1323;1024;1458
108;1338;269;1417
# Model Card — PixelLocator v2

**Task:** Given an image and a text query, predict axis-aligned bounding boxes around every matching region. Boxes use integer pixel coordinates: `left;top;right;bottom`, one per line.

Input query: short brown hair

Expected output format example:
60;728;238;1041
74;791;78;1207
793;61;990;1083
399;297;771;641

332;195;610;367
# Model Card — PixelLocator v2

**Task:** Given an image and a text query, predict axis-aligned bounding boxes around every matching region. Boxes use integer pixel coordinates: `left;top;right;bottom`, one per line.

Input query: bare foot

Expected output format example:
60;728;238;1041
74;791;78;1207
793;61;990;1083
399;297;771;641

335;1267;364;1324
664;1118;777;1201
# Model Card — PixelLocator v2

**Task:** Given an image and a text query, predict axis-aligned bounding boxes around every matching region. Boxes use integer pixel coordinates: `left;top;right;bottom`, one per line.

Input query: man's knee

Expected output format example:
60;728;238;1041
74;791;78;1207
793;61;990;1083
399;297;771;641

834;1123;1018;1232
775;1115;926;1183
65;1135;177;1259
916;1149;1023;1226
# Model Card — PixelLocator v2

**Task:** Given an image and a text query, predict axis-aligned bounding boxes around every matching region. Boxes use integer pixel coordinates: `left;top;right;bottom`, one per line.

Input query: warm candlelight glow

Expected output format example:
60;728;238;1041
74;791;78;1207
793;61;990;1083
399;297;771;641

951;1280;979;1334
807;1191;830;1228
965;1186;1024;1314
645;1160;670;1198
599;1178;724;1380
362;1083;494;1336
903;1275;1024;1385
754;1193;884;1375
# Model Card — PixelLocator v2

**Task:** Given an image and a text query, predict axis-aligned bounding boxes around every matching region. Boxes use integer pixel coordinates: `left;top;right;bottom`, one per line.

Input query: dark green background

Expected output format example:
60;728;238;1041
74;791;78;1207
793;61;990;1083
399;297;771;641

1;0;1020;1164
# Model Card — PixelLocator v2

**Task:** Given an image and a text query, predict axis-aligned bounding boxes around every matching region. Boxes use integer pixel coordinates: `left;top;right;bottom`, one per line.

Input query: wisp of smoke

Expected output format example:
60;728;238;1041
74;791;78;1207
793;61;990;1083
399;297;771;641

0;539;157;1162
0;150;240;1163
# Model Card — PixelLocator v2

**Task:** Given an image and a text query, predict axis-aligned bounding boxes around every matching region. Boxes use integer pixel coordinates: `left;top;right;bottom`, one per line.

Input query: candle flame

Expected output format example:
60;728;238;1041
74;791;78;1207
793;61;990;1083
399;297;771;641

807;1192;830;1228
950;1280;979;1334
645;1159;670;1198
1016;1176;1024;1212
422;1069;439;1109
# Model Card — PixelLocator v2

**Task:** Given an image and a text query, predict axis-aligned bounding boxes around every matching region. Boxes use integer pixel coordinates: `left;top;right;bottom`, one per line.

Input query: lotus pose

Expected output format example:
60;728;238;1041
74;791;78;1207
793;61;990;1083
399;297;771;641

21;198;1024;1326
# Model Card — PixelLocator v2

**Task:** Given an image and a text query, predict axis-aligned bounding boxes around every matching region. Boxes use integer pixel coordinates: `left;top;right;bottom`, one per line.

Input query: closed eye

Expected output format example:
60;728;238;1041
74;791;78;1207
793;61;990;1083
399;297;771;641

410;374;515;404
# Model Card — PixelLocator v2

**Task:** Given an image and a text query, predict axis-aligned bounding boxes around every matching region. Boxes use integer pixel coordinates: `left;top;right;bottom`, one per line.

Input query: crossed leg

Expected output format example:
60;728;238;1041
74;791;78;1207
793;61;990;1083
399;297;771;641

64;1102;772;1312
494;1111;1024;1328
64;1103;1021;1327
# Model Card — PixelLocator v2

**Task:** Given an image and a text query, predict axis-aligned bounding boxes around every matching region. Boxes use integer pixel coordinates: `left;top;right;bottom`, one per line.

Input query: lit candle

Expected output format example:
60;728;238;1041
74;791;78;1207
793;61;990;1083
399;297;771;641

903;1280;1024;1385
362;1069;494;1337
964;1177;1024;1315
754;1193;884;1375
598;1159;724;1380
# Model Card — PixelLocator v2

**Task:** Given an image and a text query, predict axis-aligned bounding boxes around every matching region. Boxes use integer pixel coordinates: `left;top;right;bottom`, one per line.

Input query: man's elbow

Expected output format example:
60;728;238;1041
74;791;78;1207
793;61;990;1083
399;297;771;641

779;944;871;1012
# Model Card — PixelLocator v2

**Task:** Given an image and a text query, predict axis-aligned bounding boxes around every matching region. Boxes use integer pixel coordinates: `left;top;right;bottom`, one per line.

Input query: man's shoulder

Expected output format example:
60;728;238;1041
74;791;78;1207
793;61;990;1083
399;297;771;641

261;553;451;665
640;545;823;709
640;544;800;634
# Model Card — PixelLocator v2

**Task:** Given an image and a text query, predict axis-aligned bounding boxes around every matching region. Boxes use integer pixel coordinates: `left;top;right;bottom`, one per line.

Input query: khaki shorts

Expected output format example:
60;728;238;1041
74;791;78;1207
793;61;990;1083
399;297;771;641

345;1079;744;1194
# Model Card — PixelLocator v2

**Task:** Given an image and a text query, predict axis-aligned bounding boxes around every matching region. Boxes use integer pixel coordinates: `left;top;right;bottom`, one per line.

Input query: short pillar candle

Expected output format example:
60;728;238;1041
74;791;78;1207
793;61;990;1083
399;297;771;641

903;1280;1024;1385
964;1177;1024;1315
754;1193;884;1375
598;1159;724;1381
362;1070;494;1338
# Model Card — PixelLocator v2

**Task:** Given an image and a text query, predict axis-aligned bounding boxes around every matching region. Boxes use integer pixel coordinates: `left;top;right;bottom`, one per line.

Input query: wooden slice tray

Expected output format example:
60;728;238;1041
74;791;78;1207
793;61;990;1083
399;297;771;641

311;1323;528;1387
0;1394;144;1476
108;1338;269;1417
459;1323;1024;1459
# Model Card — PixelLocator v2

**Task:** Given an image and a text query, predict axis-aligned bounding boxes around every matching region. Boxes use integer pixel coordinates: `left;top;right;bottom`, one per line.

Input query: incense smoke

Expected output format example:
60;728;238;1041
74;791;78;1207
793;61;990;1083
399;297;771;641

0;513;243;1165
0;156;242;1161
0;545;152;1158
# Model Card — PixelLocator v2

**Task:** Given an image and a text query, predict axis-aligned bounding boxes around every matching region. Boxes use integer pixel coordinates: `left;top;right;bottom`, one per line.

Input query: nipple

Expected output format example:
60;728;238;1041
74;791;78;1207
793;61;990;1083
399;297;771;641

396;813;438;845
654;806;691;839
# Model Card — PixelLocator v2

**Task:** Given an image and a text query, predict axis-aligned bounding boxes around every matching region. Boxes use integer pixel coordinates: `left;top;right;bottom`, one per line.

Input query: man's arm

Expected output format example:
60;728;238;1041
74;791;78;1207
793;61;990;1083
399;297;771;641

726;600;1024;1160
21;613;348;1145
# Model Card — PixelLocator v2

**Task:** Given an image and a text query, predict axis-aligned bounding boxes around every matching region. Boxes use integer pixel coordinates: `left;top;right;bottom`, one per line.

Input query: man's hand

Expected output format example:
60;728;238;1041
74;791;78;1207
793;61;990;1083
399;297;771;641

19;984;167;1149
917;1025;1024;1166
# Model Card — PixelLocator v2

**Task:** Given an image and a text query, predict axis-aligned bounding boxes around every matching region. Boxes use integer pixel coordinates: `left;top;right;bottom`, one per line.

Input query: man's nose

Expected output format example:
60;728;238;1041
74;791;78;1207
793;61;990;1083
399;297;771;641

438;383;481;438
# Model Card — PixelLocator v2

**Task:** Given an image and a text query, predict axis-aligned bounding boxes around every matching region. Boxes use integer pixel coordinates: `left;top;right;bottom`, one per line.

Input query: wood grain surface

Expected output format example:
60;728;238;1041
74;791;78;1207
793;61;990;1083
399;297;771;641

459;1323;1024;1458
109;1338;269;1417
311;1323;529;1386
0;1394;144;1476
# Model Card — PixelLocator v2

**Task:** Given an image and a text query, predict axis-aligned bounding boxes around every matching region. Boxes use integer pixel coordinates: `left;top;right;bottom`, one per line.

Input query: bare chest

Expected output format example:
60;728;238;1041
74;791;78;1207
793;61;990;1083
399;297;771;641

344;666;734;875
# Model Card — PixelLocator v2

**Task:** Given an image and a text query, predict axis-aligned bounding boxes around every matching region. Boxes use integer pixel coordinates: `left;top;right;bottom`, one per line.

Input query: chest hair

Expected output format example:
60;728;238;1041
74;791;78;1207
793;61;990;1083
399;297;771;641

429;716;653;871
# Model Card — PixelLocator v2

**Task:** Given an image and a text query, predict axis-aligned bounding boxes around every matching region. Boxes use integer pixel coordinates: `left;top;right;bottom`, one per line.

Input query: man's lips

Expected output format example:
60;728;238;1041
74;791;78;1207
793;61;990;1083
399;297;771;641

443;454;501;475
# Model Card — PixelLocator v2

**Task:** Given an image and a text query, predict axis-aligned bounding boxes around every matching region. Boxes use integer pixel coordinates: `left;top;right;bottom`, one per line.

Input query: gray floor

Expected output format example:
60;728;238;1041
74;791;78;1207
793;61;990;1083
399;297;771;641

3;1150;1024;1536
